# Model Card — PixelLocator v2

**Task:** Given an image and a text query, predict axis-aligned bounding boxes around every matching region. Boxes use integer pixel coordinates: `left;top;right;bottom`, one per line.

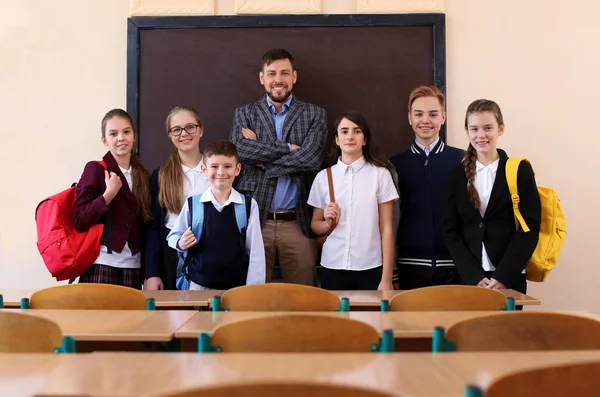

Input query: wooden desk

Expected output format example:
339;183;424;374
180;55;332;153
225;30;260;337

20;309;197;342
332;289;541;308
5;351;600;397
174;310;515;339
143;290;223;308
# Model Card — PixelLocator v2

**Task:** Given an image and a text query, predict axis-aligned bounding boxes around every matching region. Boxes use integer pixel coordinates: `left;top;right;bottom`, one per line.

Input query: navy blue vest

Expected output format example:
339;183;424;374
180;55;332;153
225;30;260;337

187;203;249;289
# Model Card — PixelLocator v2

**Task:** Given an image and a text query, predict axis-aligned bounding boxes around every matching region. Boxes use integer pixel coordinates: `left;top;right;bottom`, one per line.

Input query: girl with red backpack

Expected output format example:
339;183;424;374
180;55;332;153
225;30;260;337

72;109;152;288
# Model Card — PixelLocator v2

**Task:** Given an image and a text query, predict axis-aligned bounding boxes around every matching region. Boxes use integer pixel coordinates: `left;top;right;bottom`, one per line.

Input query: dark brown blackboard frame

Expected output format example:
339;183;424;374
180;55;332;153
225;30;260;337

126;14;446;163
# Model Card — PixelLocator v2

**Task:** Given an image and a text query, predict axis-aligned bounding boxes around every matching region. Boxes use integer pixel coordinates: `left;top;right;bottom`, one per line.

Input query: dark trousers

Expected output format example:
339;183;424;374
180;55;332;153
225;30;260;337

398;265;462;290
320;266;383;290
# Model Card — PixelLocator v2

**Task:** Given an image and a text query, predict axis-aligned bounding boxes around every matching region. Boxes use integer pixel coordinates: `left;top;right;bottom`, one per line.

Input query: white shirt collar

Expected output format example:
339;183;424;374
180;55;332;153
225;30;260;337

118;165;131;175
415;137;440;153
337;155;367;173
199;187;242;206
476;158;500;173
182;157;203;173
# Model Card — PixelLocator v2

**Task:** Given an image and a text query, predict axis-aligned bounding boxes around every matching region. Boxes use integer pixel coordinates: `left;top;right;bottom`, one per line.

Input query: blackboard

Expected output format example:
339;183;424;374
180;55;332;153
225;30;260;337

127;14;446;171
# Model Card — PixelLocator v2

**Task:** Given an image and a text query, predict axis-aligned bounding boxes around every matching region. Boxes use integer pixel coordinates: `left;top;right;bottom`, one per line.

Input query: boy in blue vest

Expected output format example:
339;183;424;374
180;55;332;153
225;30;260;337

390;86;463;289
167;140;266;290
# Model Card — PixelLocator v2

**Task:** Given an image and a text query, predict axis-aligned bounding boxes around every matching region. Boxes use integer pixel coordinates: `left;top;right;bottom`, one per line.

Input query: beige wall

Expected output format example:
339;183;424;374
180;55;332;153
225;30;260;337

1;0;597;313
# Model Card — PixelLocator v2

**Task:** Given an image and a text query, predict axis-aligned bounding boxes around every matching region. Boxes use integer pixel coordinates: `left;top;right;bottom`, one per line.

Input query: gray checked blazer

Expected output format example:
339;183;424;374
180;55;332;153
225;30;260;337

230;96;328;237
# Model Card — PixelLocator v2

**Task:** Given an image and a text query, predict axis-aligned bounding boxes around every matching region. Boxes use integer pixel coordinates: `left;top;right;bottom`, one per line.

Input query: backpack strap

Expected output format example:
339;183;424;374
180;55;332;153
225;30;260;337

190;195;205;240
234;194;250;233
505;158;531;233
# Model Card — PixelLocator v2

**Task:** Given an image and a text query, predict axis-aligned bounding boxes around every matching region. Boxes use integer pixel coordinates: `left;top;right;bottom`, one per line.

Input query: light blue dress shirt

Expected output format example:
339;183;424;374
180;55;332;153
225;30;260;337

266;95;298;211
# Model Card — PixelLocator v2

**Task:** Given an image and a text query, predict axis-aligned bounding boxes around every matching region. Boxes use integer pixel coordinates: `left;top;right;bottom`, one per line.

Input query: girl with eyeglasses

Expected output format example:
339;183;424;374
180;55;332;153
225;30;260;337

144;106;210;290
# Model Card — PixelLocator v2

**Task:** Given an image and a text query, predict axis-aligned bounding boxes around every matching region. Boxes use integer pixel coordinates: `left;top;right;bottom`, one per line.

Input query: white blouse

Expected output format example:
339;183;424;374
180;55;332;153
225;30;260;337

308;156;399;271
164;160;210;230
473;159;499;271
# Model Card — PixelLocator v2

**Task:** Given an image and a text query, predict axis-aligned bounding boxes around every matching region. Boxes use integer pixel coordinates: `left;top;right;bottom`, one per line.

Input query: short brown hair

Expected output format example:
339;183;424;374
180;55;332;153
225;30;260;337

407;85;445;112
204;140;239;163
261;49;295;71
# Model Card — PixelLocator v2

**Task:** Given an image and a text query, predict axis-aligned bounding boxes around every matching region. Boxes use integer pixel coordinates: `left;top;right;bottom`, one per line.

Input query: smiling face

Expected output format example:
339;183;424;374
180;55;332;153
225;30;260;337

201;154;241;190
466;111;504;157
168;110;203;154
102;116;135;160
259;58;297;104
408;96;446;146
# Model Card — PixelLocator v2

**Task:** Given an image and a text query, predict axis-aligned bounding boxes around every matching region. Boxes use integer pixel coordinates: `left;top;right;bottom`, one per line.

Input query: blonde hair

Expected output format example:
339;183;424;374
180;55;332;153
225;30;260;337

158;106;203;214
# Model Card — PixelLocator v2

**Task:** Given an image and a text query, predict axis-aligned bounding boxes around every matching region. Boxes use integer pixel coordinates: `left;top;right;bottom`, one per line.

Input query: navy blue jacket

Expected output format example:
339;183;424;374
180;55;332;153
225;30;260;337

144;168;175;286
390;140;463;268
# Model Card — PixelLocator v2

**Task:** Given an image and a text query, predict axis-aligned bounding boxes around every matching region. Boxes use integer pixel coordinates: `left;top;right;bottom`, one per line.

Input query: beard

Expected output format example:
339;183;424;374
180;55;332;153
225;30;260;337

266;88;292;103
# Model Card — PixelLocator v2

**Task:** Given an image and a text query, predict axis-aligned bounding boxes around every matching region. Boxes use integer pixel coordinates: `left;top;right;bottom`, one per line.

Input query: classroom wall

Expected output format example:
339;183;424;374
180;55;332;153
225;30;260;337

1;0;598;313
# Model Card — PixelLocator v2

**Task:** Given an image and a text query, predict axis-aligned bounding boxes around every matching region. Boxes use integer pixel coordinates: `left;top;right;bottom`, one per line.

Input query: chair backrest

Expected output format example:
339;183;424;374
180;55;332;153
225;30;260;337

389;285;506;311
0;311;63;352
152;382;399;397
211;314;381;352
447;312;600;351
30;283;147;310
486;361;600;397
220;283;341;311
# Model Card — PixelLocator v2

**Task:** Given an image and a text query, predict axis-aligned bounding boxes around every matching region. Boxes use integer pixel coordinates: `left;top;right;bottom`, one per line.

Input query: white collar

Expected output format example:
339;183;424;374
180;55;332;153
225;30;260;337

199;187;242;206
476;158;500;173
118;165;131;175
182;157;203;173
337;155;367;173
415;137;440;152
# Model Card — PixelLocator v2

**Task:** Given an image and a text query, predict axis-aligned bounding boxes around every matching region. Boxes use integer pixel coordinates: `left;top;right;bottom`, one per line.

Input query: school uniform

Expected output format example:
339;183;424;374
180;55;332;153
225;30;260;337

443;149;541;293
307;156;399;290
144;161;209;289
167;188;266;290
390;139;464;289
73;151;145;289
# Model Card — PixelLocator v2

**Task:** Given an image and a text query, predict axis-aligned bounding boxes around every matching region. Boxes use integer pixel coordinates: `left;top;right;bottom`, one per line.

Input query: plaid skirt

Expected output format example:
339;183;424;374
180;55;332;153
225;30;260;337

79;264;142;290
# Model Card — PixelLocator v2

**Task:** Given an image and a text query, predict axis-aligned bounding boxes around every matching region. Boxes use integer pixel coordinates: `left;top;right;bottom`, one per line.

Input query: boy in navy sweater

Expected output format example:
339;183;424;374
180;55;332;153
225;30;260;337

390;86;463;289
167;140;265;289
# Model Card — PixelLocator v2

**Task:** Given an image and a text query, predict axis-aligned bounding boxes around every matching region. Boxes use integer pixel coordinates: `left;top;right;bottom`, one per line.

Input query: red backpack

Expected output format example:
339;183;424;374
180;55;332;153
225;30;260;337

35;161;107;281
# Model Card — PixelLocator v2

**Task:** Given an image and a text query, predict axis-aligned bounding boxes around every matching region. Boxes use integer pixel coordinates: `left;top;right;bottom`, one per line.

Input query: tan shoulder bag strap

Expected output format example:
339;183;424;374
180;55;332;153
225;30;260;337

325;167;337;236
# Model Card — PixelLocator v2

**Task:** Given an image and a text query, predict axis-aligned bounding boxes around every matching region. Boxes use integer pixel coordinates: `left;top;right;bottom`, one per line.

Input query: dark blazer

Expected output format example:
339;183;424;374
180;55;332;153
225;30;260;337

443;149;541;288
230;96;327;236
144;168;171;283
73;151;142;255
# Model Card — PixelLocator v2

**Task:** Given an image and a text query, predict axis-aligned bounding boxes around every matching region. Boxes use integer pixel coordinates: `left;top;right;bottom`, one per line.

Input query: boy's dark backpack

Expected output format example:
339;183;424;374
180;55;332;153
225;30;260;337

35;161;109;281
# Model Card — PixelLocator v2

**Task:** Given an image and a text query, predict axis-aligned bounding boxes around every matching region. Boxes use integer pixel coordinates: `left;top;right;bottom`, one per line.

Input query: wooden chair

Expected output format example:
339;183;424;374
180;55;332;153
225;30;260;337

30;283;147;310
482;361;600;397
389;285;507;311
152;382;399;397
220;283;341;311
205;314;382;352
445;312;600;351
0;311;63;352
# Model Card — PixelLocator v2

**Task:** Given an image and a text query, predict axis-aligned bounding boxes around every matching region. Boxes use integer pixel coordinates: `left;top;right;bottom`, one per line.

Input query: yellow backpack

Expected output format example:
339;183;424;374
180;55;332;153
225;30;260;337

506;158;567;281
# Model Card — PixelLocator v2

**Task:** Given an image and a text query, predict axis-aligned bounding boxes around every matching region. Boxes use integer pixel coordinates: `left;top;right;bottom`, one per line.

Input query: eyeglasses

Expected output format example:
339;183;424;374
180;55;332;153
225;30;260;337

168;124;200;136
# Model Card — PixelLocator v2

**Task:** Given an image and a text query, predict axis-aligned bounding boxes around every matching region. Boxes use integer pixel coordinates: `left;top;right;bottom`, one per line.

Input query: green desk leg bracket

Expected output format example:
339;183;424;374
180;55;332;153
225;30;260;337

54;336;77;353
334;297;350;312
432;326;456;352
211;296;229;312
197;333;222;353
146;298;156;310
380;299;390;312
20;298;30;309
465;385;484;397
501;297;516;311
0;294;4;309
370;329;394;352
